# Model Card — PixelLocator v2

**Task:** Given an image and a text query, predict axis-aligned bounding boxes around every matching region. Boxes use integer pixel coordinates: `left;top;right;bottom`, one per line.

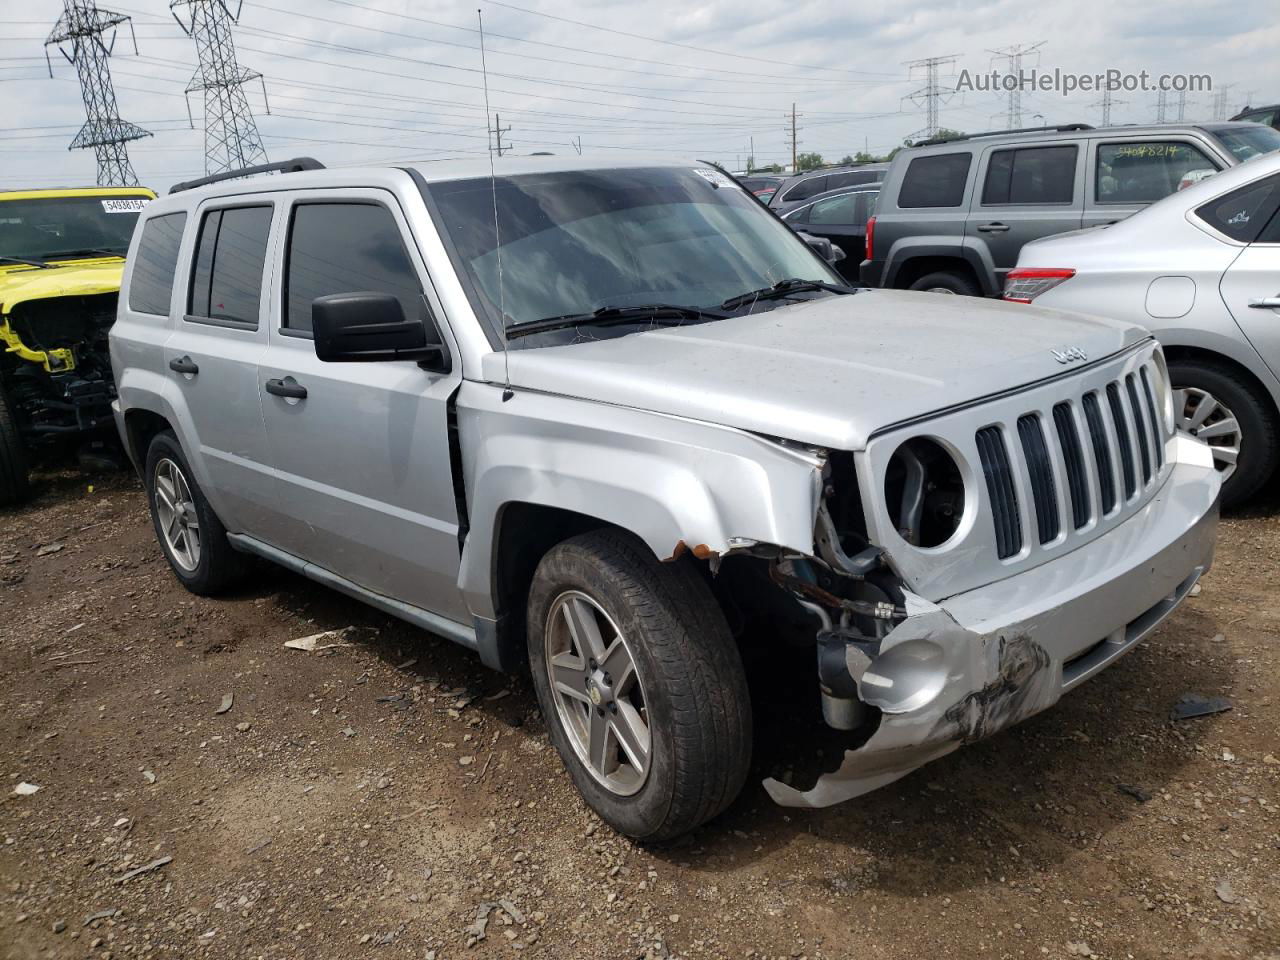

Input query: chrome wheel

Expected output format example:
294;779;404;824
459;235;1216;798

544;590;651;796
1174;386;1240;480
153;458;201;572
925;286;957;294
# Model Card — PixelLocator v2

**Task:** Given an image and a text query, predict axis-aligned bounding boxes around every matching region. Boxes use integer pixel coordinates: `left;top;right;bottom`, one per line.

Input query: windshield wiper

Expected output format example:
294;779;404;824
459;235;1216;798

507;303;730;339
0;255;53;269
720;277;856;312
48;247;126;260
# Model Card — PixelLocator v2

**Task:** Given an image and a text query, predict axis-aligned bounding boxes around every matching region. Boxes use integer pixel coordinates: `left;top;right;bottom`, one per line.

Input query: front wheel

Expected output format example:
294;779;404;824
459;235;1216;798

527;530;752;842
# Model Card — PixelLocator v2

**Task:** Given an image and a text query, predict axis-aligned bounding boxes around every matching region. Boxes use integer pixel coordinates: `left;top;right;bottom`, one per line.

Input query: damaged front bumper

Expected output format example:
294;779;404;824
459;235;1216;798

766;434;1220;807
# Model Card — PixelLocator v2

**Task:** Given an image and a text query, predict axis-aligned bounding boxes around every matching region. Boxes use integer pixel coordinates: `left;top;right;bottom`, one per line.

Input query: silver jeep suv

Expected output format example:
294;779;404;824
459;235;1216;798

111;156;1221;840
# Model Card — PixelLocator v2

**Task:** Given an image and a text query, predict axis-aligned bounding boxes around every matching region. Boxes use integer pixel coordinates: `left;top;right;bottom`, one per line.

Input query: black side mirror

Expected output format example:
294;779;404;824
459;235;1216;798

312;292;450;370
798;232;846;265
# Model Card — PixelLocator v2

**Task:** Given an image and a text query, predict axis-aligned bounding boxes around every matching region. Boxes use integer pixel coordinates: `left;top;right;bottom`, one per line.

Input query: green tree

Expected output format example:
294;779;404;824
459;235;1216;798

839;154;855;165
795;152;825;172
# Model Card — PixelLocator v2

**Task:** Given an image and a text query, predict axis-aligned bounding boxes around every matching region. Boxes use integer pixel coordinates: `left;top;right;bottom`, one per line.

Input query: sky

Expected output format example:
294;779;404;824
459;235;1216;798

2;0;1278;191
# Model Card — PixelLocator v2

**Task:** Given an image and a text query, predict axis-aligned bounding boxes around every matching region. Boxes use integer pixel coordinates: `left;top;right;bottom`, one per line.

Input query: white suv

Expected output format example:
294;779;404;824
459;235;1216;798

111;156;1220;840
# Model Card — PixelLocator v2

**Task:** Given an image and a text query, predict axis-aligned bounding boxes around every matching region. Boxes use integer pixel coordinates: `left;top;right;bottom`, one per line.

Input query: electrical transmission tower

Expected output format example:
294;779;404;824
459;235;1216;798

44;0;151;187
987;41;1043;128
1092;88;1125;126
903;55;959;141
171;1;268;175
1211;84;1236;120
1176;89;1189;121
1154;89;1169;123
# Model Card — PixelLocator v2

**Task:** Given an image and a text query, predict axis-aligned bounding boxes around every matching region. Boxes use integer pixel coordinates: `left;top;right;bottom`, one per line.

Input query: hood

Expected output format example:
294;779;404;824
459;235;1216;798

0;258;125;314
483;289;1148;451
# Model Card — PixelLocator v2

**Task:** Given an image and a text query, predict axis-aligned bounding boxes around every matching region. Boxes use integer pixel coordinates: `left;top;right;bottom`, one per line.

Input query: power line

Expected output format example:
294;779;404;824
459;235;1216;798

171;1;268;174
44;0;152;186
902;54;958;140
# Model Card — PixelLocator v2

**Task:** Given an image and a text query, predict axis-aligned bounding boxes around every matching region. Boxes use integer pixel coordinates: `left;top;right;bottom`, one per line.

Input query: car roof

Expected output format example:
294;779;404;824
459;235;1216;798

0;186;156;202
785;183;880;210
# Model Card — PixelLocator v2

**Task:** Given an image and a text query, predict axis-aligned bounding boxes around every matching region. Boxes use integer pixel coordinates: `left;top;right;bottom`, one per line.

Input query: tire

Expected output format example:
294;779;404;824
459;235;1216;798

1168;359;1279;509
144;430;248;595
0;387;31;507
907;271;979;296
527;530;752;842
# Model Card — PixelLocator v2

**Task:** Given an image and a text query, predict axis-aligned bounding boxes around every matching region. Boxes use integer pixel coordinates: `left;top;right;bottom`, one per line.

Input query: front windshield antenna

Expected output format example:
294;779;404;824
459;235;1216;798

478;8;512;402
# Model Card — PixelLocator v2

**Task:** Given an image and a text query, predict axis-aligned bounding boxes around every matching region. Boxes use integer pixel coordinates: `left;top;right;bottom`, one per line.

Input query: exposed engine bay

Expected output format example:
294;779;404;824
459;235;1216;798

1;291;119;446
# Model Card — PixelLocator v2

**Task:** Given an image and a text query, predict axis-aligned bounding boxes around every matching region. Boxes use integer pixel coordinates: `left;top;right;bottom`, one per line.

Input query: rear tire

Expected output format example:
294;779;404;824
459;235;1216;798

0;388;31;507
144;430;248;595
527;530;752;842
907;271;979;296
1168;359;1278;509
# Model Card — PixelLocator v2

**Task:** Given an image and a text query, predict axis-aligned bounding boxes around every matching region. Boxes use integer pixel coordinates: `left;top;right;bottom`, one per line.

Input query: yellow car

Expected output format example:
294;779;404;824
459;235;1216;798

0;185;155;504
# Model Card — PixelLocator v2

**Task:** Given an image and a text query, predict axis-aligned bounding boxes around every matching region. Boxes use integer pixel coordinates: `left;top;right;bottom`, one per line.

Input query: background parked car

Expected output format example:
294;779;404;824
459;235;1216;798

861;122;1280;297
768;163;888;215
1006;150;1280;507
780;185;879;283
738;174;786;203
1232;103;1280;132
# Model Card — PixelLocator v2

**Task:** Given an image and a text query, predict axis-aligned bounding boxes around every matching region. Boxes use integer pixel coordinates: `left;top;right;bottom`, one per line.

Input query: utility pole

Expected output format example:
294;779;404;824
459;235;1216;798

902;54;959;141
1092;88;1125;126
787;103;801;172
571;135;582;156
987;41;1044;128
490;113;511;157
747;135;754;173
1154;89;1169;123
171;0;268;176
44;0;151;187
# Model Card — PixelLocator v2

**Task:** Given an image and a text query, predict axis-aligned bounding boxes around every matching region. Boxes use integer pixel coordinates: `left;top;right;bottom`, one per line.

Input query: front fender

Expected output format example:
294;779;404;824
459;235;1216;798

454;380;825;619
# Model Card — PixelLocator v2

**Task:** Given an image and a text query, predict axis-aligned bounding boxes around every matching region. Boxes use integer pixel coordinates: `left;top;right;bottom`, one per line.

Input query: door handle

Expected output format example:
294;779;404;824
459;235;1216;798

1248;297;1280;309
168;355;198;375
264;376;308;400
976;222;1010;233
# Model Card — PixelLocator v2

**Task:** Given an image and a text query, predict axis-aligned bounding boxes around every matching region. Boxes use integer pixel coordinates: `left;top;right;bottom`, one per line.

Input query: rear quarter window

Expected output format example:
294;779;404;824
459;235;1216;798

898;153;972;207
128;212;186;316
1195;175;1280;243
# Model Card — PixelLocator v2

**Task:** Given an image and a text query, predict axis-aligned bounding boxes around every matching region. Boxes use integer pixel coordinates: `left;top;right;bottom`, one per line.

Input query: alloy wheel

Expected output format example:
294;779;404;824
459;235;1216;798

1174;386;1240;480
154;458;201;572
544;590;651;796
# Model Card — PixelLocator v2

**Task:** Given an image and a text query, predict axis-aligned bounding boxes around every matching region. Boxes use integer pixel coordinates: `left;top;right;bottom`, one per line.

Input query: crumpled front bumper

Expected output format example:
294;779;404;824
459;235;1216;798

765;434;1221;807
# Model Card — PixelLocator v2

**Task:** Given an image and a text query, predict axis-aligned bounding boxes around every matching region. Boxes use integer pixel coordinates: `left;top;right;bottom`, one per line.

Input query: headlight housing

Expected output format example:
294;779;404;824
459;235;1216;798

882;437;965;548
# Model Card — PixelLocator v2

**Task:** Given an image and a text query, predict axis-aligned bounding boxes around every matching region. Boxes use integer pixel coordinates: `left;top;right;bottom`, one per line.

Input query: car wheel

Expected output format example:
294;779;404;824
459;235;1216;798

907;271;979;296
526;530;752;842
1168;360;1279;508
145;430;248;594
0;387;31;507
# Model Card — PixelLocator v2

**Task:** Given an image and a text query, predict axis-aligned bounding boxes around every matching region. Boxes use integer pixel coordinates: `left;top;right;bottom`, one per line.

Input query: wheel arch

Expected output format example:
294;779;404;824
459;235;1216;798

1161;343;1280;423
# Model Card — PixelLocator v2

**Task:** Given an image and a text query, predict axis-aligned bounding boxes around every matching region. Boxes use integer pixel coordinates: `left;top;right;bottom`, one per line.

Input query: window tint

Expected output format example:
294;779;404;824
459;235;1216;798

898;153;972;207
284;202;422;334
783;175;827;202
128;212;186;315
1238;109;1276;127
188;205;272;326
982;145;1077;204
1196;175;1280;243
808;192;860;225
1096;142;1217;204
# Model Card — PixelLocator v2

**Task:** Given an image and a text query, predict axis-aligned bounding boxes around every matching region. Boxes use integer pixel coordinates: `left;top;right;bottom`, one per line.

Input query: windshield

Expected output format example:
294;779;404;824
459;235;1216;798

424;166;841;331
0;194;150;263
1213;126;1280;162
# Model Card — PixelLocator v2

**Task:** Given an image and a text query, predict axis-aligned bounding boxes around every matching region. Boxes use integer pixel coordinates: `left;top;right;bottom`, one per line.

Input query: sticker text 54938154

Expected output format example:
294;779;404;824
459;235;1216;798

101;198;150;213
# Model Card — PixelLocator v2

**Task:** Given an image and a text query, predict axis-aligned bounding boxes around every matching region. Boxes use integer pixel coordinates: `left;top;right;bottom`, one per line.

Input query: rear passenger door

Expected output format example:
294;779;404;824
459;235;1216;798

256;190;468;623
1083;137;1222;229
969;142;1083;285
163;201;278;534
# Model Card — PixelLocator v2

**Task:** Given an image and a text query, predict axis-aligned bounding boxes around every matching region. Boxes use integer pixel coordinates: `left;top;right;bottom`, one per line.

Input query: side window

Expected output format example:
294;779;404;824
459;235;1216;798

808;193;859;225
1240;109;1276;127
898;153;972;207
1095;141;1217;204
784;176;827;202
128;212;186;315
187;205;272;327
982;145;1078;204
1196;175;1280;243
284;202;423;334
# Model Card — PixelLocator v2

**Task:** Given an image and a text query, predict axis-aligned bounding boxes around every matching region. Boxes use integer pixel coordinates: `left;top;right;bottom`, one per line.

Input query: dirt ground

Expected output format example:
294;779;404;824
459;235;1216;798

1;469;1277;960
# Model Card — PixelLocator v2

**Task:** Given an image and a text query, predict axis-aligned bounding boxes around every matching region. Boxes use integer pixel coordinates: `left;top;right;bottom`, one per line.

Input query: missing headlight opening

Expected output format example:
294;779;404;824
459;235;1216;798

883;437;964;547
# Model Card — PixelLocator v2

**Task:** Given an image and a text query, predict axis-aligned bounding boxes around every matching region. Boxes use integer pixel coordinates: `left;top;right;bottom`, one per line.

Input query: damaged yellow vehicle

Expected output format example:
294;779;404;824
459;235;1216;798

0;186;154;504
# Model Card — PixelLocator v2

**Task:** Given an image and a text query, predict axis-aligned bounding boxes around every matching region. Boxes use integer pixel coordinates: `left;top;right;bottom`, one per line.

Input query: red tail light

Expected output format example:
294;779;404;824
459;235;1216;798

1003;267;1075;303
865;215;876;262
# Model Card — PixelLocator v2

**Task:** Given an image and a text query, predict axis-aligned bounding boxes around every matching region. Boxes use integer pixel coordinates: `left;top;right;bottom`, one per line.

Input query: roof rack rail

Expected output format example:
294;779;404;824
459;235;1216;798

913;124;1093;147
169;157;325;195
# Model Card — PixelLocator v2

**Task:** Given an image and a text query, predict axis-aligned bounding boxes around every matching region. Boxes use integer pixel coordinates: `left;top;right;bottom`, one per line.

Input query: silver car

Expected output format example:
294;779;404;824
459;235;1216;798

111;156;1220;840
1008;150;1280;506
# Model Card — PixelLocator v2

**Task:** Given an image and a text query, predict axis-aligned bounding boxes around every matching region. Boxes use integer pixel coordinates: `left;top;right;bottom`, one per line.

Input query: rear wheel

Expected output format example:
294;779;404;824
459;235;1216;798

527;530;752;842
0;388;31;507
144;431;248;594
907;270;979;296
1168;360;1278;508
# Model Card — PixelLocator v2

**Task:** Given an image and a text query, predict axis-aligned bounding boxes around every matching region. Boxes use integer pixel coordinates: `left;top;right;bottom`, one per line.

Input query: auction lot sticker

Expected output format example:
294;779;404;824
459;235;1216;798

101;198;150;213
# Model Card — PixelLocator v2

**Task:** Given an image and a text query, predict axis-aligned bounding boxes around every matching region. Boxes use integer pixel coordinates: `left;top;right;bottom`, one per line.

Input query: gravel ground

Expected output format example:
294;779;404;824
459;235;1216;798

1;469;1277;960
